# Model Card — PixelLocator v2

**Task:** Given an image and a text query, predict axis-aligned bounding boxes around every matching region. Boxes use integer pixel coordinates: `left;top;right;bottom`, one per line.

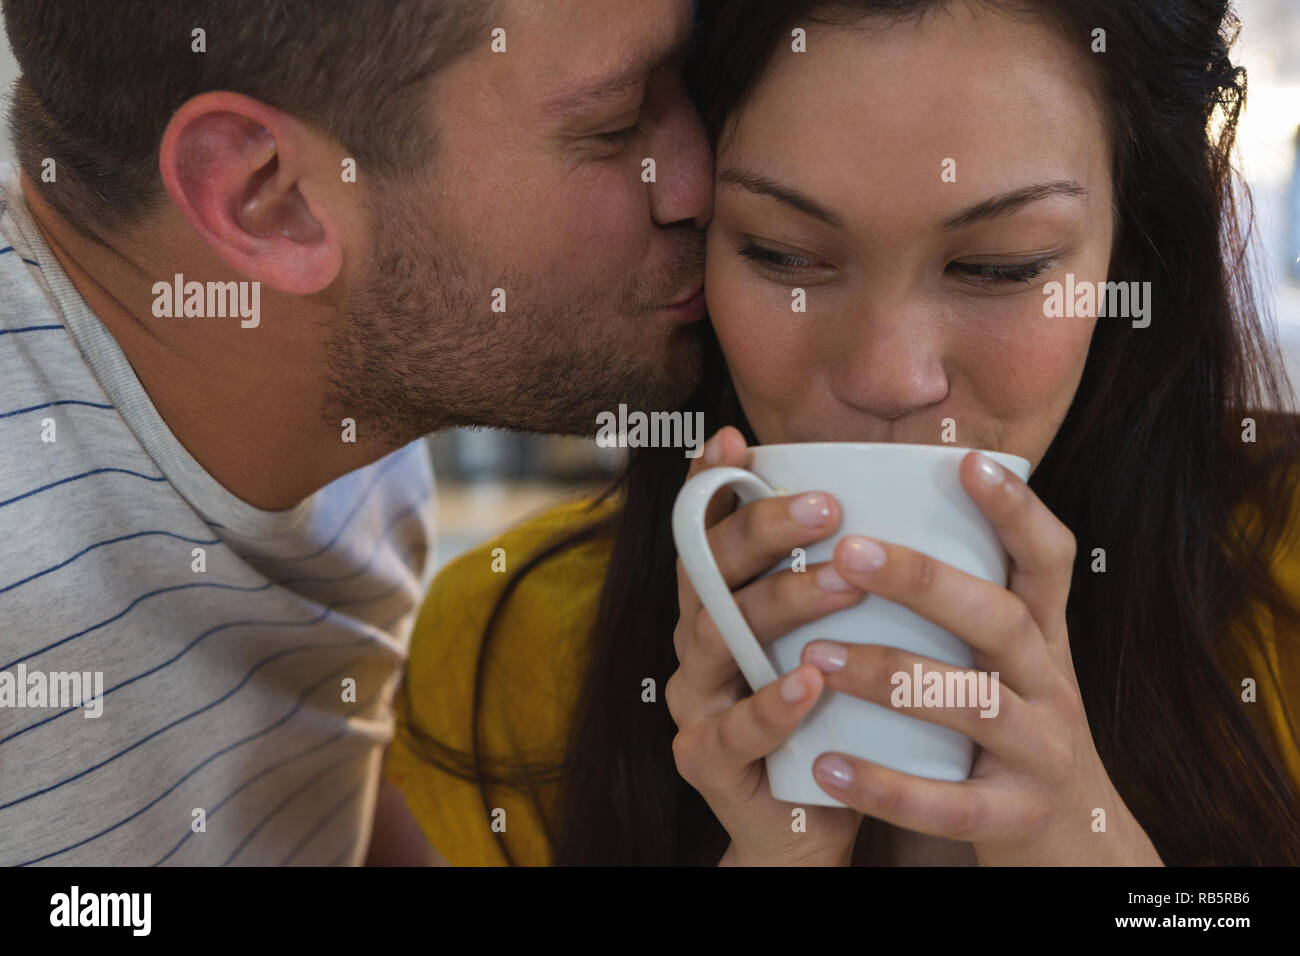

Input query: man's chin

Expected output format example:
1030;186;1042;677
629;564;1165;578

640;321;705;409
562;326;702;433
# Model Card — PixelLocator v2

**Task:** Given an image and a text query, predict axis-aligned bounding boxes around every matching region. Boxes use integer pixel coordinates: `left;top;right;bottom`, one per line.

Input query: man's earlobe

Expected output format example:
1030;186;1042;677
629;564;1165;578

158;90;343;296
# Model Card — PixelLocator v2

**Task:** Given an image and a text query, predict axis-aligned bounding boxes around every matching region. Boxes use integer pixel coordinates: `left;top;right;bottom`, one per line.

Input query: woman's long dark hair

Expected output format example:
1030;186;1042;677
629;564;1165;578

404;0;1300;865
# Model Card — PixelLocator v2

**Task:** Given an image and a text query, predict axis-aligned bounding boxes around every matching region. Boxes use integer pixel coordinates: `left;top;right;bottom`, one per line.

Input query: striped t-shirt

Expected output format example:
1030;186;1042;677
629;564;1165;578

0;163;436;866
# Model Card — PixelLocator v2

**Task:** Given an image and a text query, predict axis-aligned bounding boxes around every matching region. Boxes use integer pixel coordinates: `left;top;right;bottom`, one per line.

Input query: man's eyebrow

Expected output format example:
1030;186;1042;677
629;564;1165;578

717;169;845;229
942;181;1087;230
544;27;694;118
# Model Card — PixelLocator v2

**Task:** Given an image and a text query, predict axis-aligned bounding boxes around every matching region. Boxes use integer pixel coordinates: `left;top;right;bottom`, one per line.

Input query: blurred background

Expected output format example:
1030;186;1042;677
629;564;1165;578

2;0;1299;570
1234;0;1300;391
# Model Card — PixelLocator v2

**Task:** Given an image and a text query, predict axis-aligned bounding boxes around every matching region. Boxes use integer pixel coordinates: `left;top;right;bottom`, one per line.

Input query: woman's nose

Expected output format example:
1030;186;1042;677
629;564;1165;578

826;300;950;420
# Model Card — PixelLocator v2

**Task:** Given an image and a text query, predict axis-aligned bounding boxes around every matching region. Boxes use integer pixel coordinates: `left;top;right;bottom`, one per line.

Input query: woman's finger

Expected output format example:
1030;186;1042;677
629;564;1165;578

677;563;864;692
800;640;1040;765
830;536;1051;694
683;664;827;795
706;491;842;587
686;426;751;527
810;755;1036;845
675;426;752;624
958;451;1076;649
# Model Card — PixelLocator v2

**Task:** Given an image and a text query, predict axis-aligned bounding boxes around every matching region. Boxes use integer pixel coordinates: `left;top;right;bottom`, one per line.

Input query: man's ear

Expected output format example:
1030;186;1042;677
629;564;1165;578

158;90;344;295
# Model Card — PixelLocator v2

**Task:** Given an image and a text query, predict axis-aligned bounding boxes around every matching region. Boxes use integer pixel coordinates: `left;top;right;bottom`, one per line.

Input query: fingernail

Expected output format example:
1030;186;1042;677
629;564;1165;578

843;536;886;571
704;434;723;465
816;566;853;592
780;670;807;702
805;641;847;673
790;492;832;527
974;452;1004;485
816;756;854;788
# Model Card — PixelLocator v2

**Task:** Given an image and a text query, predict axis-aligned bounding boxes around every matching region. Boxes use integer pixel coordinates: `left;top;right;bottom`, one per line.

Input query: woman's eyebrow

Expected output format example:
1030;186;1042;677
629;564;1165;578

719;170;1087;232
941;180;1087;230
717;168;844;228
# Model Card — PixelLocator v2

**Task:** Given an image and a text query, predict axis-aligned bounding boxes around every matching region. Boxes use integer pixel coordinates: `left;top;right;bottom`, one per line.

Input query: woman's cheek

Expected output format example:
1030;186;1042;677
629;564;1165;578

958;297;1095;420
706;259;818;404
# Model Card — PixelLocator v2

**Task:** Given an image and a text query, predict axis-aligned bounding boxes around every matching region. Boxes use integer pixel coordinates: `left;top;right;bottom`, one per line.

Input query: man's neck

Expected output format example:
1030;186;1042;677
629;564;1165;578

19;169;399;511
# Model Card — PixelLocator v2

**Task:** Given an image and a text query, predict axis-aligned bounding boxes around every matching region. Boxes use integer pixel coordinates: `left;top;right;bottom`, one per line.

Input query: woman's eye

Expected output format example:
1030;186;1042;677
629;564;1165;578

737;241;821;273
948;258;1054;285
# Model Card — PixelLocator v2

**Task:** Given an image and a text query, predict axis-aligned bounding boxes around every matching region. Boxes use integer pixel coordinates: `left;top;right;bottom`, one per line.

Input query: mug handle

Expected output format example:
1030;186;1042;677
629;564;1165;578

671;466;782;690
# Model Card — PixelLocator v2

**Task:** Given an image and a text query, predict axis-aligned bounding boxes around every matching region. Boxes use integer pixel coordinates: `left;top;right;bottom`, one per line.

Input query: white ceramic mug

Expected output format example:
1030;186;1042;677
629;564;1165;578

671;442;1032;807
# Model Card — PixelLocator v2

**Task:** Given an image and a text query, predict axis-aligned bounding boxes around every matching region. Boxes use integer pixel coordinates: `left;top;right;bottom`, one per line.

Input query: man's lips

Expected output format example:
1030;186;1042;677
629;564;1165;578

661;283;707;323
666;281;705;308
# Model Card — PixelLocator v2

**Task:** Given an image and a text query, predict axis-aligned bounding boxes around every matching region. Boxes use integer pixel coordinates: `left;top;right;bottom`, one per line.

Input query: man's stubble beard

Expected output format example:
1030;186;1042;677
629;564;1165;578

325;188;705;448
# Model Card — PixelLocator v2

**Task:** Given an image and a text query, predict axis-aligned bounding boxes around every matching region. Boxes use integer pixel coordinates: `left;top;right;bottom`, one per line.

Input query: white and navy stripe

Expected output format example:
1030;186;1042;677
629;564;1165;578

0;162;435;867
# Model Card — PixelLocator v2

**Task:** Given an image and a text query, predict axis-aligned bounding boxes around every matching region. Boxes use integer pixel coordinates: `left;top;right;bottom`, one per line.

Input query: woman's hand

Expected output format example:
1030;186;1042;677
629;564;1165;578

668;426;865;866
800;450;1162;865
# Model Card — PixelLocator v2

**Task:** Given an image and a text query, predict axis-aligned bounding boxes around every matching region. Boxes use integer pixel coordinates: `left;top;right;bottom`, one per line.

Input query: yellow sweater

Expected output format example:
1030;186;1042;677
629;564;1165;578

385;491;1300;866
386;495;619;866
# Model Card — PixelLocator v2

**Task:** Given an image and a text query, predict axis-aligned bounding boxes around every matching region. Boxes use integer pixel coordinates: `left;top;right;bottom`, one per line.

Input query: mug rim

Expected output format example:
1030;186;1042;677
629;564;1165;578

749;441;1031;472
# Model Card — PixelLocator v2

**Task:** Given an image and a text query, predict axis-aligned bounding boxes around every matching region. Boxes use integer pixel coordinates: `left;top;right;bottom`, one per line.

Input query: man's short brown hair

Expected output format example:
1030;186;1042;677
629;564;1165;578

2;0;491;235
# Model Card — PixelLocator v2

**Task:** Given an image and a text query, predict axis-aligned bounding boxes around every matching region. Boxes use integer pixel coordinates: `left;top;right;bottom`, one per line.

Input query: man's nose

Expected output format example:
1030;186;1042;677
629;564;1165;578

646;94;713;230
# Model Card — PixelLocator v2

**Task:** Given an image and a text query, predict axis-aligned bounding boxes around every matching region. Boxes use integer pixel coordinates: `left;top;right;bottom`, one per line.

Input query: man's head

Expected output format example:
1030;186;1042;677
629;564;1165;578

3;0;711;444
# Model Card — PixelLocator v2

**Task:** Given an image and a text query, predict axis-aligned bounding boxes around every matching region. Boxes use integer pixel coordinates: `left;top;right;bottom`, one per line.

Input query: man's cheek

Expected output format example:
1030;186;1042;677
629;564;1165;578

554;165;646;242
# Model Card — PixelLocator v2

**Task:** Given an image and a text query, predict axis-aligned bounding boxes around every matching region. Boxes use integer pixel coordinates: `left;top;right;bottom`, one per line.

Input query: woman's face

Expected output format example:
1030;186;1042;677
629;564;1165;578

705;3;1114;471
